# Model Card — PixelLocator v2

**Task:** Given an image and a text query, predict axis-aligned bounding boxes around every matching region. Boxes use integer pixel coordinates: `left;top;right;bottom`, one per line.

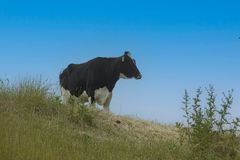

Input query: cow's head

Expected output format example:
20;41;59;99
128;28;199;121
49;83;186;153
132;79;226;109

119;51;142;79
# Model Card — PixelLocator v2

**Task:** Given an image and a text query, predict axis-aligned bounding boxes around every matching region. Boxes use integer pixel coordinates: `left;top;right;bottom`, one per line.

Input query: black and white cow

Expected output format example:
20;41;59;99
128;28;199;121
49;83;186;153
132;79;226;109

59;51;142;111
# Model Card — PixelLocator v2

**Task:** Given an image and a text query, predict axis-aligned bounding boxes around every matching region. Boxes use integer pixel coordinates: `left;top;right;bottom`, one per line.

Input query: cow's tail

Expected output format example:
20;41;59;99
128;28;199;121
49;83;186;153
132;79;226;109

59;64;75;88
59;66;72;104
59;70;67;88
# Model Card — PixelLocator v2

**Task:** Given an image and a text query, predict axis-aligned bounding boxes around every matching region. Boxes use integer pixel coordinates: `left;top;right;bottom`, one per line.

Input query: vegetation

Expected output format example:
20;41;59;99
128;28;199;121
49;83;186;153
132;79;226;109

0;78;239;159
177;86;240;160
0;78;181;160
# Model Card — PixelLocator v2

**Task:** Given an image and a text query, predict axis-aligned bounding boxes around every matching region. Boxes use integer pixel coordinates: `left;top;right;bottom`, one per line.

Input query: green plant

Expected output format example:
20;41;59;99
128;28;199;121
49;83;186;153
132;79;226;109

67;96;94;127
177;86;240;159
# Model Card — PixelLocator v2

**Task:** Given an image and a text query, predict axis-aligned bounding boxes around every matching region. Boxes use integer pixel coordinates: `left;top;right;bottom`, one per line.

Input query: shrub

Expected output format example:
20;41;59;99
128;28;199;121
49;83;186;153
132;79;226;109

176;86;240;159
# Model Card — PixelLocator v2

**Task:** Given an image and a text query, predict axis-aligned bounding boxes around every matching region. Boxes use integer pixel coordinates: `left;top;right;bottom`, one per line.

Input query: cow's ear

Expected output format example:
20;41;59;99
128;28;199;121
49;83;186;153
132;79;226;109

124;51;132;58
122;51;130;62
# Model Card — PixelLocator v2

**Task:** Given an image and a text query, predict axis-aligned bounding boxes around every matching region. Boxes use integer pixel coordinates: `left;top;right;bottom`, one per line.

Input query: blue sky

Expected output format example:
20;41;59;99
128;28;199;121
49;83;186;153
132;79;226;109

0;0;240;123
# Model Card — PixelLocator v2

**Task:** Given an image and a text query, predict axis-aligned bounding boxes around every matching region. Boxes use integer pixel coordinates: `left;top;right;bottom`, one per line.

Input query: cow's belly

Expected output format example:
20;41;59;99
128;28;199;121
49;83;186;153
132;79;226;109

94;87;111;105
77;87;110;106
62;86;110;106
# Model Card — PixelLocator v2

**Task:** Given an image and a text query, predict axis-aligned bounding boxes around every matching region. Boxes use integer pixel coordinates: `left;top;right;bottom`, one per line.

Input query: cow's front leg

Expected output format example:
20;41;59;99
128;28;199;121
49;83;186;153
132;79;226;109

103;92;112;111
87;96;96;108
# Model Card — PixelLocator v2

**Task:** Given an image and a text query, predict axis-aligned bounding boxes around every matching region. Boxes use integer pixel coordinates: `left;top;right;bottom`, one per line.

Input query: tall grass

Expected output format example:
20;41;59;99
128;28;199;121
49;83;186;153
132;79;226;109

1;78;239;159
0;78;185;160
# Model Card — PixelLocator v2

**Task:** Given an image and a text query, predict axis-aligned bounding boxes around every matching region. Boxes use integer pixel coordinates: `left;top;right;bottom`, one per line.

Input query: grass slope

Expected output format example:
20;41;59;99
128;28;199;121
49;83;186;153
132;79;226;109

3;79;239;160
0;79;187;160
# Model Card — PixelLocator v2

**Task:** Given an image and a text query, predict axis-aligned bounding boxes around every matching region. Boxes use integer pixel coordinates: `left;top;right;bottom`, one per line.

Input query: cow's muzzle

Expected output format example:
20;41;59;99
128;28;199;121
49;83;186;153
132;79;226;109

136;74;142;79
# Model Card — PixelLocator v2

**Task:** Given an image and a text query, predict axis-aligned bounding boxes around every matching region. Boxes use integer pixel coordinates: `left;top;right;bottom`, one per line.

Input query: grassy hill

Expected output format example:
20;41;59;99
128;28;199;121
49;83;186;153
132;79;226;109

0;79;186;160
0;79;239;160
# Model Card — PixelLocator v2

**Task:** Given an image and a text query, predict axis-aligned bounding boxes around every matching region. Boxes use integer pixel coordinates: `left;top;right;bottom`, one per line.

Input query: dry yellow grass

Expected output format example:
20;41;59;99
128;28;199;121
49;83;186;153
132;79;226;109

89;109;178;141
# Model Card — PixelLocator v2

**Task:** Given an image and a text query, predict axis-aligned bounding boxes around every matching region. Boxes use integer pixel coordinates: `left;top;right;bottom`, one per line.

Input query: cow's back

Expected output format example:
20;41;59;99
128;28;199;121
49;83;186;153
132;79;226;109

60;57;119;97
60;63;88;96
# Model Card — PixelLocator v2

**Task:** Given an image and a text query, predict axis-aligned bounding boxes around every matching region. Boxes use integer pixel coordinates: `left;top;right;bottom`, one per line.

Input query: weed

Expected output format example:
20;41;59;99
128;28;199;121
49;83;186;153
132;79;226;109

177;86;240;159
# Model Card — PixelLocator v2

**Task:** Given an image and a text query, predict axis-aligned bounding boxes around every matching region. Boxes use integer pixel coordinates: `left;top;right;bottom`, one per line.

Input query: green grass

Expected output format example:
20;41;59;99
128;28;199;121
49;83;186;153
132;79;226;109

0;78;187;160
0;78;239;159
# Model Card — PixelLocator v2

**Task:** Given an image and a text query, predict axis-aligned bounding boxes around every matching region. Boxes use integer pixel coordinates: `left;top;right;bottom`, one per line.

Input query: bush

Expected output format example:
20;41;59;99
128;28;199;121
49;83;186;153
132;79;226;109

176;86;240;159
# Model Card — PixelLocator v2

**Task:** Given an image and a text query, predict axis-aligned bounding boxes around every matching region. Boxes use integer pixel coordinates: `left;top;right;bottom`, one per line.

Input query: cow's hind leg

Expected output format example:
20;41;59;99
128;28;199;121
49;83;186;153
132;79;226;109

86;88;96;108
61;87;71;105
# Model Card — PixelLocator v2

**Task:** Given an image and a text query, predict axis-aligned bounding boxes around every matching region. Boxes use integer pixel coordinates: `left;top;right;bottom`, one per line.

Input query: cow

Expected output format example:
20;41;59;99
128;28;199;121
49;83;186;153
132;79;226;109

59;51;142;111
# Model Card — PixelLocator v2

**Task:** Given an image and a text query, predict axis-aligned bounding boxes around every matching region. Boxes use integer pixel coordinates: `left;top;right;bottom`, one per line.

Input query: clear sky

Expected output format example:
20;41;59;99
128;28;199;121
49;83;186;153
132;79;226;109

0;0;240;123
